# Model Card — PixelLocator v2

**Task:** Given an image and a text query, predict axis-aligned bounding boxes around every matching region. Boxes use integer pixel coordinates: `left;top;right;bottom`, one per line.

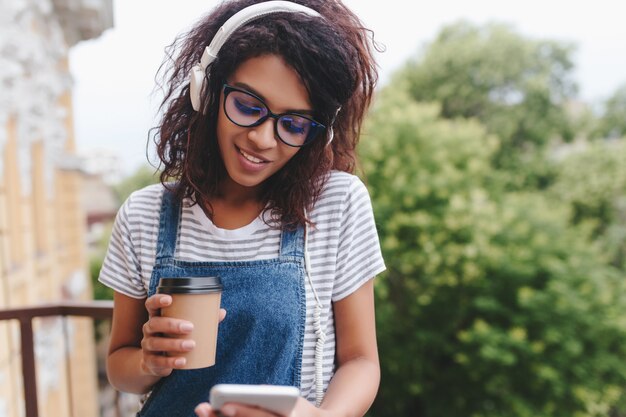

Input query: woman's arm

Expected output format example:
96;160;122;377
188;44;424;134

107;291;198;394
317;278;379;417
195;279;379;417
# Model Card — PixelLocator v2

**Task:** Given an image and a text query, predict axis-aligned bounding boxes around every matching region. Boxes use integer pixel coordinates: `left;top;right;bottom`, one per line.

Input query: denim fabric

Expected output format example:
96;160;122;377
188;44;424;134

137;191;306;417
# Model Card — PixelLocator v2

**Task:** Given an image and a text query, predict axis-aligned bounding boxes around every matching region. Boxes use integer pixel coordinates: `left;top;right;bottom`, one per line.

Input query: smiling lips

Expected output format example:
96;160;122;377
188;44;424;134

238;147;268;164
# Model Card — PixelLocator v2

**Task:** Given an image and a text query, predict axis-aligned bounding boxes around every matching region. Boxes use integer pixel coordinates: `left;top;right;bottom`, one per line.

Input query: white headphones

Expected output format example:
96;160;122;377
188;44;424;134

189;1;321;111
188;0;338;146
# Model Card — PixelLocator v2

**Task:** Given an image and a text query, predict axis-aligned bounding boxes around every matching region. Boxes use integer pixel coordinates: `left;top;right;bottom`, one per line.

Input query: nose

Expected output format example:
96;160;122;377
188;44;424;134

248;117;278;149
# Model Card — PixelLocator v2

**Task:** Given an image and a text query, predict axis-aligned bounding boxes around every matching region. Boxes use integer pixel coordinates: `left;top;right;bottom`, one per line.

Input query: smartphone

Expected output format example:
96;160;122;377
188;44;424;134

209;384;300;416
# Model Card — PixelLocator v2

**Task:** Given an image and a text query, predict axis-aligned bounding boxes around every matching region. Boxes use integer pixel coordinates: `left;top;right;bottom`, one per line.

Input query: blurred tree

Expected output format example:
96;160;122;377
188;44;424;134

90;218;115;301
113;164;160;206
398;21;578;172
91;257;114;300
594;84;626;139
550;141;626;270
361;88;626;417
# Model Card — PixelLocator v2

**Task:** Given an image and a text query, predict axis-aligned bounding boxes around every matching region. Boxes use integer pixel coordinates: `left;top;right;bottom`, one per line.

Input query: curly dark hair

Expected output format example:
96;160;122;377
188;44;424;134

151;0;378;227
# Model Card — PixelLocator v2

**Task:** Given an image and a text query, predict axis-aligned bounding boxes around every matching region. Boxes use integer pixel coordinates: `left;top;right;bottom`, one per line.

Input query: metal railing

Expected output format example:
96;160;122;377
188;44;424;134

0;301;114;417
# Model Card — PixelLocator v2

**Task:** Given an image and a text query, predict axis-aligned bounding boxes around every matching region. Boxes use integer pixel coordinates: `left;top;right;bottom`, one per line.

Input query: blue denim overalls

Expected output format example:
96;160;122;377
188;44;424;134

137;191;307;417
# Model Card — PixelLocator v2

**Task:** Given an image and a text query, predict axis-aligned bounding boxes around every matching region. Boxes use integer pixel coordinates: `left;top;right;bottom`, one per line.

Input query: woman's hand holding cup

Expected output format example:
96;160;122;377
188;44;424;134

140;293;226;377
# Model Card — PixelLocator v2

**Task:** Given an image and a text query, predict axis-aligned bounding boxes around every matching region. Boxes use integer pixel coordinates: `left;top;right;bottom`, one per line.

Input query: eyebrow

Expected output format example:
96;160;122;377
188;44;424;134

230;81;315;116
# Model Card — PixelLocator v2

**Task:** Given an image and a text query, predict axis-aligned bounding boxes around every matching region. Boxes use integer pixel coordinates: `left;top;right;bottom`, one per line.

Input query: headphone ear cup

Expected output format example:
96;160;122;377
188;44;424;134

326;127;334;146
326;106;341;146
189;64;207;111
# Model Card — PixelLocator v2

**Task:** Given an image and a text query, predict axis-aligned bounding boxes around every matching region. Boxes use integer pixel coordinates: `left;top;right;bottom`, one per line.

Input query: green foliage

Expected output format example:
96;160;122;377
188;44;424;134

361;87;626;417
398;21;577;168
594;84;626;139
91;256;114;300
90;221;115;301
549;141;626;270
113;164;160;205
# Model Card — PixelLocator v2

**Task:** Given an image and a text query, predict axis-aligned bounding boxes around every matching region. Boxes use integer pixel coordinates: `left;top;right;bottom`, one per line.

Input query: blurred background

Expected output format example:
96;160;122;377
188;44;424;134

1;0;625;416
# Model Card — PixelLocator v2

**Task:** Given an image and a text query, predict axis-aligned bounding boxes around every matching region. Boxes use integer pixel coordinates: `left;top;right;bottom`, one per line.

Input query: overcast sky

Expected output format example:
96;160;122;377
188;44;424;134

69;0;626;176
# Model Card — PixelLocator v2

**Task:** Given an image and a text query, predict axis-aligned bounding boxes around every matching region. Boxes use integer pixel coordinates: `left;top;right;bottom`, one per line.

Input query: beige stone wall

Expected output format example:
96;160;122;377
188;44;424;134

0;112;100;417
0;1;113;416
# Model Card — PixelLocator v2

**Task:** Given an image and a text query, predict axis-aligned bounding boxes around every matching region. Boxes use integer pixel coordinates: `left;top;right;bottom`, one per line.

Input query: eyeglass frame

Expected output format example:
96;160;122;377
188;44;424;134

221;83;327;148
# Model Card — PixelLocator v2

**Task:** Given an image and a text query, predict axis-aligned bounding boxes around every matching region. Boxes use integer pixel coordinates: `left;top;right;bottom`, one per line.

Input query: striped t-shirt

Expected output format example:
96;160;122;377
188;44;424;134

98;170;386;402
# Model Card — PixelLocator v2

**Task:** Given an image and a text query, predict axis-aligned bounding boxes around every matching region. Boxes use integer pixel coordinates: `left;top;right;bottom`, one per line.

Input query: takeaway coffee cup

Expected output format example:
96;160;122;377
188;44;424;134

157;276;223;369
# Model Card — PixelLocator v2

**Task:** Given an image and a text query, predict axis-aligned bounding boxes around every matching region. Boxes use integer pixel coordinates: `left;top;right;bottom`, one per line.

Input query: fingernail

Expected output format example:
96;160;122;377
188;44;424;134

174;358;186;367
221;405;236;416
160;296;171;305
182;340;195;350
180;322;194;332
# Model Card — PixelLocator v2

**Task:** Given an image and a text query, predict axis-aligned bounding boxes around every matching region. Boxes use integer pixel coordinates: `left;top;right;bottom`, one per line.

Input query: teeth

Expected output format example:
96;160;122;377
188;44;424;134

240;149;264;163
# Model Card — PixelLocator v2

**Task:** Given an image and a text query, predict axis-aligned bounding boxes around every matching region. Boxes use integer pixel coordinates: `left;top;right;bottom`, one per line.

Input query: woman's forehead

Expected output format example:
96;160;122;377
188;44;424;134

227;54;312;113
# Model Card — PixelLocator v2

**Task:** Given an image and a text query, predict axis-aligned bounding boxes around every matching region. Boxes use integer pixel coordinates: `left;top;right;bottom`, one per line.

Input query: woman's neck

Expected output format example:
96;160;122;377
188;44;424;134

206;178;265;229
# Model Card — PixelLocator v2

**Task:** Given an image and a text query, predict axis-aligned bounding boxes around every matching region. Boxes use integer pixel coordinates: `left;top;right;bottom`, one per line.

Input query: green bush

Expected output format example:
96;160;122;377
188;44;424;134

90;255;114;301
549;142;626;270
361;89;626;417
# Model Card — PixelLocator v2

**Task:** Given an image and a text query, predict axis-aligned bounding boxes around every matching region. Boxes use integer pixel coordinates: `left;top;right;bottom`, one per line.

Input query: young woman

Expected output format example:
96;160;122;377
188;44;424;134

99;1;385;416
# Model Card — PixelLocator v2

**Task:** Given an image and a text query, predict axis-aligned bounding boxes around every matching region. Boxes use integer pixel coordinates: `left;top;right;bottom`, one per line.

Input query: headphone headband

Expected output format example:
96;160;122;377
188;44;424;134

189;1;321;112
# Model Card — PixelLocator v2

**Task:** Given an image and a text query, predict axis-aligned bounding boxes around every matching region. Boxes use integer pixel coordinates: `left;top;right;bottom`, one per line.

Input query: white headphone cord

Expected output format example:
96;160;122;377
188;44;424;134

304;221;325;407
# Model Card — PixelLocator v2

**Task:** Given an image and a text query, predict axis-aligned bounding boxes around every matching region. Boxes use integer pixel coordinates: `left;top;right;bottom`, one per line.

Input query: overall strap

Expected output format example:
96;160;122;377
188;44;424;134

155;188;182;262
279;225;305;258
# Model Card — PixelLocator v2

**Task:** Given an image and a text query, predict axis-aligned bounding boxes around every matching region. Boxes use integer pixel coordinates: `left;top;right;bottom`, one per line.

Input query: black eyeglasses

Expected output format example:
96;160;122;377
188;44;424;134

222;84;326;147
